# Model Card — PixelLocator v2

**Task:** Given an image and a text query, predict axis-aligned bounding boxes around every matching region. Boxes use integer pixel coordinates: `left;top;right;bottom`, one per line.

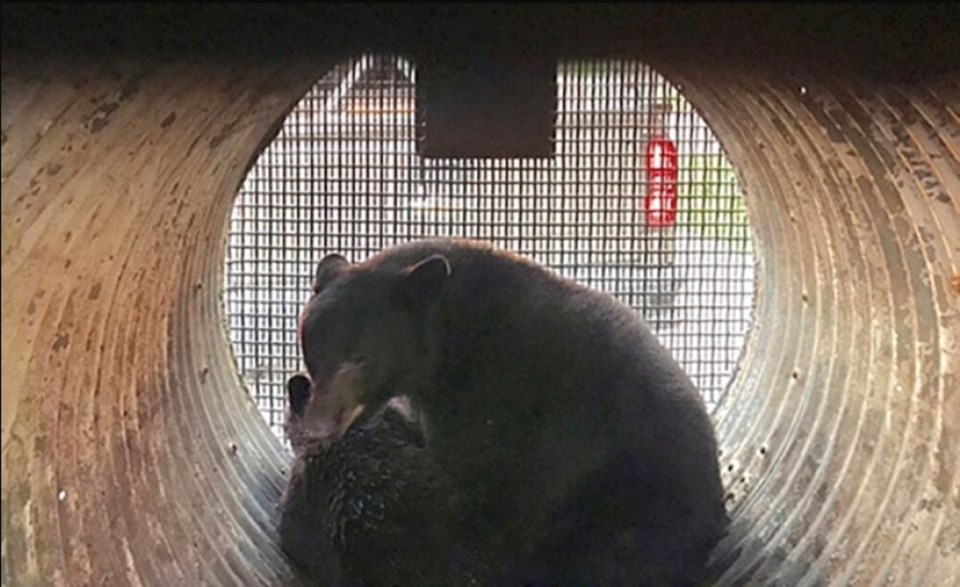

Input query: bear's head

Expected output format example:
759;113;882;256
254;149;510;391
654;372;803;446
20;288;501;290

293;251;451;441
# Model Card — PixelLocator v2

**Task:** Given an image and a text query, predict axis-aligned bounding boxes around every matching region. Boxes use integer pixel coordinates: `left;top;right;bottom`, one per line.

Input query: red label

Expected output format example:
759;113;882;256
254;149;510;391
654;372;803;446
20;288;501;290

645;138;678;228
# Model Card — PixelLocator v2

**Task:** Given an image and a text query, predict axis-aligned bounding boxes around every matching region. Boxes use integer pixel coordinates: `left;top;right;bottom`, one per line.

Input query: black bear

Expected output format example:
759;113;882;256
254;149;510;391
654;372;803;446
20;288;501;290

278;373;498;586
295;238;730;585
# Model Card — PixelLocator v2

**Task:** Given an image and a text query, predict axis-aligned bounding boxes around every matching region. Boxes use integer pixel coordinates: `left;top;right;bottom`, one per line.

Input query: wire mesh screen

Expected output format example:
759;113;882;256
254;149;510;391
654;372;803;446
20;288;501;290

225;55;757;439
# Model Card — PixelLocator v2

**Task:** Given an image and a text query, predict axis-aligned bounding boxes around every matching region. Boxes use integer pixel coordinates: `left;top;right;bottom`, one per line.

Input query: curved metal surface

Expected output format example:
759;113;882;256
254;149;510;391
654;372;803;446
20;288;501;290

2;52;958;585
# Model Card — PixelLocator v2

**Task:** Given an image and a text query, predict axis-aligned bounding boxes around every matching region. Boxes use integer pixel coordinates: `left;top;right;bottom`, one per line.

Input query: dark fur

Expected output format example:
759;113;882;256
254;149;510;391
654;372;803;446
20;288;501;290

279;375;500;586
298;238;730;586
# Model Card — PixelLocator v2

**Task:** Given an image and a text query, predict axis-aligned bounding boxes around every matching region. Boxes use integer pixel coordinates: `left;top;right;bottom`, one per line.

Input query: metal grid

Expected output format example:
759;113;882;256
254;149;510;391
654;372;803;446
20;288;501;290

224;55;756;439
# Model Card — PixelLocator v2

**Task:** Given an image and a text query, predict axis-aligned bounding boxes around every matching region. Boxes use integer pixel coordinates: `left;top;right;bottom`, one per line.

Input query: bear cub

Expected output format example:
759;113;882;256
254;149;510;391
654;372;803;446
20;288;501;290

278;373;498;586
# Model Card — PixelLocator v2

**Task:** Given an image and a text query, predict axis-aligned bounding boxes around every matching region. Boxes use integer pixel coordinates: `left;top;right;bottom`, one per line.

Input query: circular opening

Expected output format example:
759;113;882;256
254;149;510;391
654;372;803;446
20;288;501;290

223;55;758;440
4;45;954;587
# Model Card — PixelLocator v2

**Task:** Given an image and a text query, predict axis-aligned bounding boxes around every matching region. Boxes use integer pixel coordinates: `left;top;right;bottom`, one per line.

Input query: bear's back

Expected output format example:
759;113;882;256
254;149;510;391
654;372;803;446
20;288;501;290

373;239;729;581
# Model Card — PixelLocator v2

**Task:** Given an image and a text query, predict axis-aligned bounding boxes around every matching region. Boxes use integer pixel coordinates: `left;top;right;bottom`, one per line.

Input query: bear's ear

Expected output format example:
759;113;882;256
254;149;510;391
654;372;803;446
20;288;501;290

312;254;349;294
400;254;451;307
287;374;312;416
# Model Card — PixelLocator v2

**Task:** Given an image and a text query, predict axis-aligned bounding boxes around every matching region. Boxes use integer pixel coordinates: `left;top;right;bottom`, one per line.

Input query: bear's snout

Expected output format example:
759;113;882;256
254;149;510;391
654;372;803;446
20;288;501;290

301;362;367;441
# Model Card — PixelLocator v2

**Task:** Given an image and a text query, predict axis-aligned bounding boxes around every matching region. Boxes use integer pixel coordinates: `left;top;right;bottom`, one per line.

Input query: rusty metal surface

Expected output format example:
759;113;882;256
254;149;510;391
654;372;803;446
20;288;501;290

663;69;960;585
2;53;958;586
1;57;328;586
